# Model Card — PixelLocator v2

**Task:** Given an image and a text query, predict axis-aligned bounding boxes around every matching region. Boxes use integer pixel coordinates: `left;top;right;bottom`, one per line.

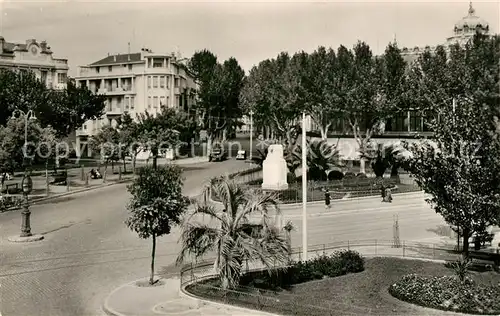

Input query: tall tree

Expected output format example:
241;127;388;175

404;34;500;258
188;51;245;153
135;109;180;169
126;165;190;285
177;176;289;290
0;116;57;173
303;47;341;139
0;70;51;126
39;81;106;137
338;42;396;174
0;70;105;137
89;125;120;174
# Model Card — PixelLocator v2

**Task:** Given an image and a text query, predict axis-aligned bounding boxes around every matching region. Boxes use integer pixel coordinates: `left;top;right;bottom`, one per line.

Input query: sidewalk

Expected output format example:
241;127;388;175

103;276;277;316
102;237;457;316
1;157;211;212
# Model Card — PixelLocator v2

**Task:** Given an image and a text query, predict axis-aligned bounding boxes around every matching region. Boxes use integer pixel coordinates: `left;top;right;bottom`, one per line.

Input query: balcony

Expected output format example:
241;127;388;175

97;86;135;95
105;106;123;116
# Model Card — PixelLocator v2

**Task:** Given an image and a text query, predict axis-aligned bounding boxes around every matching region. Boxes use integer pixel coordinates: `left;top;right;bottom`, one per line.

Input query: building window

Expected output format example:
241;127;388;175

108;66;112;72
153;76;158;88
128;64;132;71
153;58;163;68
83;124;87;130
166;76;170;89
58;73;67;84
148;97;152;109
147;76;151;88
160;76;165;88
40;71;47;84
125;97;130;110
175;95;180;107
96;67;100;73
160;96;166;108
153;96;158;109
174;78;179;88
166;96;170;107
130;97;135;110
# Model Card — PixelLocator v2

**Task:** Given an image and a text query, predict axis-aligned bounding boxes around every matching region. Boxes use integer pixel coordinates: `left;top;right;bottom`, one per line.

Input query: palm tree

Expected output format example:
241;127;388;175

286;139;342;181
176;176;290;290
361;142;405;179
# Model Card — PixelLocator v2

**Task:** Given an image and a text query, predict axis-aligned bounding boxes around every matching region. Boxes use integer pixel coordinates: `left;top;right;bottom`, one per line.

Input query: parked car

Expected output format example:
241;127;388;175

209;147;227;162
236;150;246;160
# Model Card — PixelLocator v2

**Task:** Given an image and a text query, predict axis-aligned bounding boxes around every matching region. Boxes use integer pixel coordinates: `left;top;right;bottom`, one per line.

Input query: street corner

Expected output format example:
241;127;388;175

7;234;44;242
102;276;183;316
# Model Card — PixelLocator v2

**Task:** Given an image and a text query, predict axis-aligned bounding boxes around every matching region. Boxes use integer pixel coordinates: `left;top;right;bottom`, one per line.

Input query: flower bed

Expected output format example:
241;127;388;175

389;274;500;315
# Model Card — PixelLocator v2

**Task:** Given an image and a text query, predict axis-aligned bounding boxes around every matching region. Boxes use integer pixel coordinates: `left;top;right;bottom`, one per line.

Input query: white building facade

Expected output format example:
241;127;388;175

74;48;197;157
0;37;69;89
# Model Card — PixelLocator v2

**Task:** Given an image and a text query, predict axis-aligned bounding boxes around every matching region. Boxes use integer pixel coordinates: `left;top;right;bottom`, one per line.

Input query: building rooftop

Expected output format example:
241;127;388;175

90;53;142;66
0;37;54;55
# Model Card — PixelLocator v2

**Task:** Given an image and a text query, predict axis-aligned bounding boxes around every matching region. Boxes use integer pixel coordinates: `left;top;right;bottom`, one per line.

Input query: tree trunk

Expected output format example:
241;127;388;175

359;159;366;174
462;227;471;260
132;153;137;175
150;233;156;285
207;135;213;159
111;160;114;173
123;159;127;173
152;156;157;169
390;165;399;177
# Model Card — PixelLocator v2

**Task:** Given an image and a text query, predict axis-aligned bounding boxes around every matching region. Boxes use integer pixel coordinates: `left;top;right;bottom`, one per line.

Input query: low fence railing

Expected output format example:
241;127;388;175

180;239;464;316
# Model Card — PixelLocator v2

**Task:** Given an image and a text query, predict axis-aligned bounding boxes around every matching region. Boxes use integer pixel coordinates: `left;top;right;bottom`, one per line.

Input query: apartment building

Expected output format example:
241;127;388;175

74;48;197;157
0;37;69;89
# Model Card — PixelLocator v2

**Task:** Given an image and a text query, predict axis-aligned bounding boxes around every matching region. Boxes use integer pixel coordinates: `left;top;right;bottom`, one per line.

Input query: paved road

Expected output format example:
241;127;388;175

0;165;451;316
0;159;250;316
282;192;454;250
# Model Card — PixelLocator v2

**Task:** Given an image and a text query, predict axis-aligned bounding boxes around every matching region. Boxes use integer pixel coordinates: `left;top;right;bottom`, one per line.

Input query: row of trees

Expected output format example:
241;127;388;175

0;70;106;173
240;41;407;173
89;108;198;172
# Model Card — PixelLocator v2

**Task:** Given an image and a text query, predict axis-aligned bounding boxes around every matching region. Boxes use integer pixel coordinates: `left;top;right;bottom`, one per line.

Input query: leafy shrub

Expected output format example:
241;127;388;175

328;170;344;181
344;172;356;179
389;274;500;314
239;250;365;289
446;259;472;282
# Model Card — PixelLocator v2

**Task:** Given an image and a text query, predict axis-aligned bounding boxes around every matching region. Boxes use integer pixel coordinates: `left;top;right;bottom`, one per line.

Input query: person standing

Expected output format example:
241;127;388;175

324;188;331;209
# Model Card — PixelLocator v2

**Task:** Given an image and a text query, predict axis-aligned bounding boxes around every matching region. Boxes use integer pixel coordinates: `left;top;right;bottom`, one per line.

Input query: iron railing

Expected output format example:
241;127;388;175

179;239;466;316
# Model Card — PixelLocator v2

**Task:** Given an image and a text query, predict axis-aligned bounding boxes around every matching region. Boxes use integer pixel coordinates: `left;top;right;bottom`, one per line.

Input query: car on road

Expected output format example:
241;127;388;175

236;150;246;160
209;147;227;162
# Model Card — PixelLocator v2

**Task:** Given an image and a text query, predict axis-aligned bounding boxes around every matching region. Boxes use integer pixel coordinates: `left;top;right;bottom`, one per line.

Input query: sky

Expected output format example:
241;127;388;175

0;0;498;77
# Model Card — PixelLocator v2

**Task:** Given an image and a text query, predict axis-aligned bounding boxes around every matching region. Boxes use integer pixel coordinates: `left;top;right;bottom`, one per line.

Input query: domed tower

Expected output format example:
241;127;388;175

446;2;490;45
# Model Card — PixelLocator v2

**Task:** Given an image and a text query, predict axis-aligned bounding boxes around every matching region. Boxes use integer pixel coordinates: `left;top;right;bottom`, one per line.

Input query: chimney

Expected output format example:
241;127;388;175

113;55;117;62
40;40;47;50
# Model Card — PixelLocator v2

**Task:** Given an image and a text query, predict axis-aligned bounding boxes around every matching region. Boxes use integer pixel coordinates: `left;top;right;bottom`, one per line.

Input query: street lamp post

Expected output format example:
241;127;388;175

249;110;254;162
12;109;36;238
12;109;36;157
20;172;33;237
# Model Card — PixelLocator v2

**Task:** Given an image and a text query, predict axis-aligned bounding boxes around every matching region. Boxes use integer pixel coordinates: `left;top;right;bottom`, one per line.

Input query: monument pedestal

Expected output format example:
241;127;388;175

261;144;288;191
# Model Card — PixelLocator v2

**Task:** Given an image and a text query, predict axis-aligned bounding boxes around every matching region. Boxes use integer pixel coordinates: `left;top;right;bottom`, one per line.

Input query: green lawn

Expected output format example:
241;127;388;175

187;257;500;316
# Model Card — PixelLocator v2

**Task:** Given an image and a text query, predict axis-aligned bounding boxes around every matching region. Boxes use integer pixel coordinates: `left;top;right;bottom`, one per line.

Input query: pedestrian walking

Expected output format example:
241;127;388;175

383;187;393;203
324;188;331;209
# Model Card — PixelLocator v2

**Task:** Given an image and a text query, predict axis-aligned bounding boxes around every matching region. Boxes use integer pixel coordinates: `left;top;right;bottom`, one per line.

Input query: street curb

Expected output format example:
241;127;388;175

282;190;426;207
178;278;280;316
1;178;134;213
101;274;179;316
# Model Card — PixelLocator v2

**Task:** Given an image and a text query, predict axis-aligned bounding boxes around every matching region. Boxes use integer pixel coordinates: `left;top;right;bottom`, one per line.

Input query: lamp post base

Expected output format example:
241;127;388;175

7;234;44;243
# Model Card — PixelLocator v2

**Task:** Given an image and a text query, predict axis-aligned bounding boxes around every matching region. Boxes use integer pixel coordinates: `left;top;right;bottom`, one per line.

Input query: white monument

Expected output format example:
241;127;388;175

262;144;288;191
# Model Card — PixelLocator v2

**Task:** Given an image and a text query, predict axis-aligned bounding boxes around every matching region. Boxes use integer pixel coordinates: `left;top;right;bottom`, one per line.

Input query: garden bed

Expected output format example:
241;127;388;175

186;257;500;316
239;178;421;203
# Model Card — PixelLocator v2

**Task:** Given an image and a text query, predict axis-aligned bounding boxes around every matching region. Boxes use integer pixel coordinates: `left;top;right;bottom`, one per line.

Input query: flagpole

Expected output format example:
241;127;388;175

302;112;308;261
